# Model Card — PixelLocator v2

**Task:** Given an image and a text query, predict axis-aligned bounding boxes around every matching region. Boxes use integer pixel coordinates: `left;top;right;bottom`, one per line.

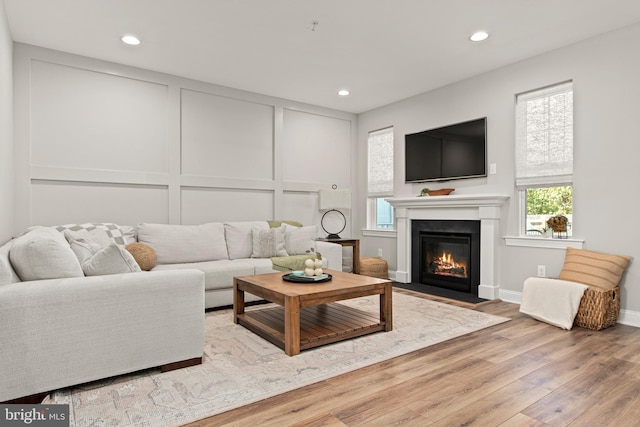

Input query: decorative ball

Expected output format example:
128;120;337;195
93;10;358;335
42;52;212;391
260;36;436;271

304;258;315;268
313;259;323;268
125;242;157;271
314;268;323;276
304;268;315;276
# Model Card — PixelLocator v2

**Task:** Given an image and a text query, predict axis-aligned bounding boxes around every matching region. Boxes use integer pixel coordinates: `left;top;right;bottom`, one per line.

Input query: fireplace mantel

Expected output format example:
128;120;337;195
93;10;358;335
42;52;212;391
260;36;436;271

387;194;509;300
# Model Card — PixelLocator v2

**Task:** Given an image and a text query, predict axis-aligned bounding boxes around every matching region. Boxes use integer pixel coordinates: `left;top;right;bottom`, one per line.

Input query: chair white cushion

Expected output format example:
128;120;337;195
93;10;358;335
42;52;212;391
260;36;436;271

9;227;84;281
137;223;229;264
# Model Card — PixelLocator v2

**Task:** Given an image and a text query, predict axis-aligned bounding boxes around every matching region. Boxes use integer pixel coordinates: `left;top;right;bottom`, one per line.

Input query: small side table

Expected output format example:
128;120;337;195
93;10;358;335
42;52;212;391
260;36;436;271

317;238;360;274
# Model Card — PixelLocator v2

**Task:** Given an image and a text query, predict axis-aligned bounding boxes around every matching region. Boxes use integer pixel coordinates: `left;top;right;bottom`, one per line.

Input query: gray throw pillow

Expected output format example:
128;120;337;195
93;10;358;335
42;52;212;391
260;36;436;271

82;243;141;276
251;225;288;258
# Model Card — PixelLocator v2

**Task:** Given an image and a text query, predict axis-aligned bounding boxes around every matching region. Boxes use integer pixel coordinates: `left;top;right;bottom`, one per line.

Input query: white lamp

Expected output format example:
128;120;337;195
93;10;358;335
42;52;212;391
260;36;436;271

318;186;351;239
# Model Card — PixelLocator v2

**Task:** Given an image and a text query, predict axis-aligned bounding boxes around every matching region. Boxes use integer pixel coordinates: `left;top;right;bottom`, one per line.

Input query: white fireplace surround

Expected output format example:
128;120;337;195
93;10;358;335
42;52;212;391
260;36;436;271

387;194;509;300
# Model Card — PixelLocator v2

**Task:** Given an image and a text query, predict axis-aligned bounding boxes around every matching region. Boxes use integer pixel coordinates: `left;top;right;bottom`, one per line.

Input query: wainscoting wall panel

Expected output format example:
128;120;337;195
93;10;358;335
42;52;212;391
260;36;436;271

282;109;351;187
30;60;169;174
30;181;169;227
13;43;356;236
181;187;274;224
181;89;274;180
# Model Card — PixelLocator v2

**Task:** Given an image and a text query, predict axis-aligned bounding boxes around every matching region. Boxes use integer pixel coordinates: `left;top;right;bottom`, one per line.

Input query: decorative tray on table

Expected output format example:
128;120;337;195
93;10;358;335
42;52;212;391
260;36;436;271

282;272;332;283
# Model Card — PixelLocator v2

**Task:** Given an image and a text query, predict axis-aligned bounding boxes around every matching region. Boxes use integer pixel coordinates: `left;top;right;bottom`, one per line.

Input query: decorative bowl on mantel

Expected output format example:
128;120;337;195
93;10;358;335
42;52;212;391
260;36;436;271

419;188;455;196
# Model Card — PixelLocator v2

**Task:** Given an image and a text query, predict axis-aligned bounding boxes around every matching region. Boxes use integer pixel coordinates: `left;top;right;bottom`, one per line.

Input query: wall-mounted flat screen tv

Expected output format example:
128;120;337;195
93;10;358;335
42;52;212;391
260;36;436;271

405;117;487;183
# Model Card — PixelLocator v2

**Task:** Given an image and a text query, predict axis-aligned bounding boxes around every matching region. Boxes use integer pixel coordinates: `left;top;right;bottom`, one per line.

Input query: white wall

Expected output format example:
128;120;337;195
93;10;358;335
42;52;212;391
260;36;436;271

13;44;357;239
358;23;640;315
0;0;13;243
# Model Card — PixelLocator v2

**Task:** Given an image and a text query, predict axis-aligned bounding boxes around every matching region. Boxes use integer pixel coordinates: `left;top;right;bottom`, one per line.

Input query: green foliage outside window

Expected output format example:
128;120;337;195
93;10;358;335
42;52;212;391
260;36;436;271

526;186;573;215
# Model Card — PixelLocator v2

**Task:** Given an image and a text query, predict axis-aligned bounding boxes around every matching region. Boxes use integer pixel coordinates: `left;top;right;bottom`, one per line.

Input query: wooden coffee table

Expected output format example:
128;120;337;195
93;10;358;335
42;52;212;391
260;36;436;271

233;269;392;356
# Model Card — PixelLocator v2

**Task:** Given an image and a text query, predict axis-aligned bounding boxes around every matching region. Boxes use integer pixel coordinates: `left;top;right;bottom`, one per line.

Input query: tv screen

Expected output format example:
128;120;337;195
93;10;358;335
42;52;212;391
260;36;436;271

405;117;486;183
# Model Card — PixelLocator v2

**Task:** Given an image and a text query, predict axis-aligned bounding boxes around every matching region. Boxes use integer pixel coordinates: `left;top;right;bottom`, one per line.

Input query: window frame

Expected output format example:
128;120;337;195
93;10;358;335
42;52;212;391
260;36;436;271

515;82;574;237
367;126;394;231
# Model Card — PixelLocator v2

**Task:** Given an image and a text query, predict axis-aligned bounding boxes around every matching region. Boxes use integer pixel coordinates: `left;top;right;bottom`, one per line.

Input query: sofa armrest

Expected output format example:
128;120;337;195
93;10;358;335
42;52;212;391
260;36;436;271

0;269;205;402
316;241;343;272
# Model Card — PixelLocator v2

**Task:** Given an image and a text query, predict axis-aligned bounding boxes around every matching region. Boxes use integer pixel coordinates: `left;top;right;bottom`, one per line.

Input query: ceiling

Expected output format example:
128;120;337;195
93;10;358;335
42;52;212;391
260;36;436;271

5;0;640;114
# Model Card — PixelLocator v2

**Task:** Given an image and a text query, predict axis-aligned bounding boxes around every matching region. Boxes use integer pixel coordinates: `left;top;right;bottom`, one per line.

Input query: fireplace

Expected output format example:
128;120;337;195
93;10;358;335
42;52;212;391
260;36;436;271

412;220;480;296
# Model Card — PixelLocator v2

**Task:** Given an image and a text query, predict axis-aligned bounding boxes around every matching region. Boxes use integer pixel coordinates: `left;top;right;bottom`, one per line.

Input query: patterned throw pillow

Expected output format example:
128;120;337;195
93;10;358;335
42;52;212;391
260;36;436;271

558;247;631;290
54;223;136;246
251;225;288;258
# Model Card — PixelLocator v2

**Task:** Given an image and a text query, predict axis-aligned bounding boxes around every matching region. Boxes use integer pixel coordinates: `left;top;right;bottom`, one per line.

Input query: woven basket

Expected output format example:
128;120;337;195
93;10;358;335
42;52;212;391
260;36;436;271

360;257;389;279
574;286;620;330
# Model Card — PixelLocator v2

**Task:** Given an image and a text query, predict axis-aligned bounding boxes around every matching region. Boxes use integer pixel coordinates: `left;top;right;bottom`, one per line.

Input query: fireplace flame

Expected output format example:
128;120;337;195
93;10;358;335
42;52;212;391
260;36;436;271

440;251;461;268
430;251;467;278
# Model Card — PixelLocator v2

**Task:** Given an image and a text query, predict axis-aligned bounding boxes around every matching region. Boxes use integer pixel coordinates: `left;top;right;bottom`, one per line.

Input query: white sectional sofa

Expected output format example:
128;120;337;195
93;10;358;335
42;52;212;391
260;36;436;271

137;221;342;309
0;220;342;403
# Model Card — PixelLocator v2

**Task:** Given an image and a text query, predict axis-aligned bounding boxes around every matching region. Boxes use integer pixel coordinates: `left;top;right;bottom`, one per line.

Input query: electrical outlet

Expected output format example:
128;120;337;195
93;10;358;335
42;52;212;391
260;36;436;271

537;265;546;277
489;163;497;175
378;248;383;257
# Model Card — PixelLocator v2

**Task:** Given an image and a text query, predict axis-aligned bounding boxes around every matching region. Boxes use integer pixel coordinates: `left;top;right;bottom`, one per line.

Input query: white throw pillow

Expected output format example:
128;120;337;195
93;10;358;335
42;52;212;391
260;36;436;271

64;229;105;264
224;221;268;259
251;225;288;258
137;222;229;264
9;227;84;281
283;224;318;255
81;243;141;276
0;240;21;285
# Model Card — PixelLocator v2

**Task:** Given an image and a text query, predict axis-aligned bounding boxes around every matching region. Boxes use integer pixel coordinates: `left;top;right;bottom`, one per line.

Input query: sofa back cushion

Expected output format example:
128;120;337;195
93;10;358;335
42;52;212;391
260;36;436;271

137;223;229;264
0;240;21;285
224;221;268;259
9;227;84;281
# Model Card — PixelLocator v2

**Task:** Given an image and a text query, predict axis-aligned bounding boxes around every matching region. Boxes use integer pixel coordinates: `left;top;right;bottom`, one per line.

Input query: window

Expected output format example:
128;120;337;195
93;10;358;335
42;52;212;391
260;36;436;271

367;127;394;229
516;82;573;236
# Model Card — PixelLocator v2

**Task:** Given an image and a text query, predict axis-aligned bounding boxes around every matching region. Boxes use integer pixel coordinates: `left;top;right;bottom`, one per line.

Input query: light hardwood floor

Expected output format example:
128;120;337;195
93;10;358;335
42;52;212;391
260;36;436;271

186;288;640;427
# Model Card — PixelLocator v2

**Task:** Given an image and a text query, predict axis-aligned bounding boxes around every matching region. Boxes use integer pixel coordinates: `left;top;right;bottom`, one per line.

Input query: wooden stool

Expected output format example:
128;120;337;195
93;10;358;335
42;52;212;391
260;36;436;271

359;257;389;279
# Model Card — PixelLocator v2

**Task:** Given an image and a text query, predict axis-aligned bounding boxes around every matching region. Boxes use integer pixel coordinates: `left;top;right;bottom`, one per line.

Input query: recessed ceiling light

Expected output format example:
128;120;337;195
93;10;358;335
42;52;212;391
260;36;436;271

338;89;350;96
121;35;141;46
469;31;489;42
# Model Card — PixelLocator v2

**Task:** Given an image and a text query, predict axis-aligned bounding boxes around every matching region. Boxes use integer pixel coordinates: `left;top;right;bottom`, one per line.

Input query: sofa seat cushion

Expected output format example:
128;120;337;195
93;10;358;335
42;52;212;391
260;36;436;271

152;260;255;291
9;227;84;281
137;223;229;264
231;258;277;275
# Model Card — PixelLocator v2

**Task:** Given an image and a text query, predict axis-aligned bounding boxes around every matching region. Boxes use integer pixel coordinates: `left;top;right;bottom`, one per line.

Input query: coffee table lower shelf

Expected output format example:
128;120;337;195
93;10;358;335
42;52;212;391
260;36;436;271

237;302;386;353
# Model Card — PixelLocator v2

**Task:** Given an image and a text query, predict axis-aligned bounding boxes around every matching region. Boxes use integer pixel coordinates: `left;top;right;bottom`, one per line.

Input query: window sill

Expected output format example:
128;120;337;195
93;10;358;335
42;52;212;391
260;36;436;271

362;229;397;238
504;235;584;249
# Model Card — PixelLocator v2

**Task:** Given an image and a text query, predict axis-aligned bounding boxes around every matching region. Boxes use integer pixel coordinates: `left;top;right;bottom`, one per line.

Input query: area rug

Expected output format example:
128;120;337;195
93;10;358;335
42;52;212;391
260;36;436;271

47;291;509;426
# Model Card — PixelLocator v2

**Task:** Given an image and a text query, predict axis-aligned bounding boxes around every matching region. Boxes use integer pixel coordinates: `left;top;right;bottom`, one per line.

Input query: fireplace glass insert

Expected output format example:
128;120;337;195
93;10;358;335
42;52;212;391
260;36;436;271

411;220;480;296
